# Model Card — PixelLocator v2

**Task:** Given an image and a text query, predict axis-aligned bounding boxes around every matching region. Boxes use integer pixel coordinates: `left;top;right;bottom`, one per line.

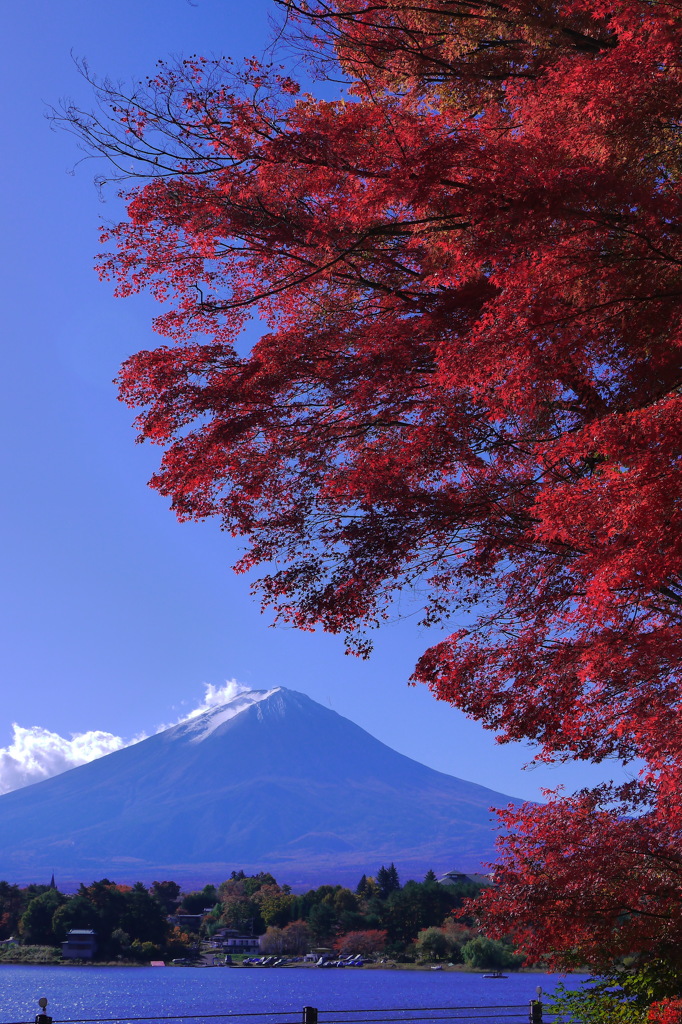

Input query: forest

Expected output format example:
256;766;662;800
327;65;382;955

0;868;520;968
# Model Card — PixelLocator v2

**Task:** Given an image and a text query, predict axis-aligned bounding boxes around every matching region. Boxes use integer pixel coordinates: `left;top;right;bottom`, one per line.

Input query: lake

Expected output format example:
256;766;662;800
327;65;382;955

0;967;589;1024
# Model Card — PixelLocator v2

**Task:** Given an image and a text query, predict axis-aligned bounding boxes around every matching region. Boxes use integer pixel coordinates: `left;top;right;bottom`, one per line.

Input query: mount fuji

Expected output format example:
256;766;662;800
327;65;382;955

0;688;525;887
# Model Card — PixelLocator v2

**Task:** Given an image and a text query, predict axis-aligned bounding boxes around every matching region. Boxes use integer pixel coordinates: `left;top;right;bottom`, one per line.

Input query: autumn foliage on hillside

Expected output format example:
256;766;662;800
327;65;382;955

62;0;682;986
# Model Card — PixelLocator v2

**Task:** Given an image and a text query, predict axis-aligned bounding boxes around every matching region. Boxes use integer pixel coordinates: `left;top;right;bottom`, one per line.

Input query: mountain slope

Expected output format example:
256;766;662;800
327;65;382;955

0;688;525;886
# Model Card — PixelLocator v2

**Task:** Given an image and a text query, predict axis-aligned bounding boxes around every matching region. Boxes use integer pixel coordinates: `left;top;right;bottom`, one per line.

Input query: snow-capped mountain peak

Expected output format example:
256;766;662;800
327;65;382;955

169;687;283;743
0;685;525;887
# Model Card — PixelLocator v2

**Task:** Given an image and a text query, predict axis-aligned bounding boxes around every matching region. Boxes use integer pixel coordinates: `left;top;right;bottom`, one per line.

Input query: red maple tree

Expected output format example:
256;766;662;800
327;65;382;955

62;0;682;981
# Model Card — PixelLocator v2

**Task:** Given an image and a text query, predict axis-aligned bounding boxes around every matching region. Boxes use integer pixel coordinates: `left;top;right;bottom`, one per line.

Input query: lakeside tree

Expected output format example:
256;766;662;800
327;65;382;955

281;919;313;954
59;0;682;997
51;895;99;942
260;919;312;954
19;889;65;946
414;926;450;962
381;877;466;944
120;882;168;946
335;929;387;956
0;882;25;939
151;880;181;914
177;885;217;915
259;925;287;954
218;872;288;934
307;901;338;944
460;935;524;972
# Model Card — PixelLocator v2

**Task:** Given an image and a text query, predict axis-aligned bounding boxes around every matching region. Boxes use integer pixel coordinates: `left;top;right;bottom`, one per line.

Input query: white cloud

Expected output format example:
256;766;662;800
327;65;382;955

178;679;249;722
0;724;135;796
0;679;250;795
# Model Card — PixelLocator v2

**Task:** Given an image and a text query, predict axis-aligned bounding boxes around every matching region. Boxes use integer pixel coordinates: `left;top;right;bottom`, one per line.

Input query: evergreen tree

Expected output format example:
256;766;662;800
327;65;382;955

377;864;401;899
308;902;337;943
150;880;181;914
120;882;168;945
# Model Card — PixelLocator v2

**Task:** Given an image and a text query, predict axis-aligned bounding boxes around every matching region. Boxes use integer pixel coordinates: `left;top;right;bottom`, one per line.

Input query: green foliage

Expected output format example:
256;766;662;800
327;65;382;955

120;882;168;944
218;872;289;935
334;888;359;914
256;885;296;927
549;963;682;1024
461;935;524;971
0;869;523;968
110;928;132;955
19;889;65;945
376;864;401;900
52;895;99;942
441;880;485;913
382;878;461;944
130;939;162;962
263;867;500;959
618;961;682;1006
76;880;126;942
151;881;181;914
242;873;277;897
548;983;647;1024
308;901;337;943
0;943;61;963
22;884;52;900
48;878;186;958
415;927;450;961
178;890;211;914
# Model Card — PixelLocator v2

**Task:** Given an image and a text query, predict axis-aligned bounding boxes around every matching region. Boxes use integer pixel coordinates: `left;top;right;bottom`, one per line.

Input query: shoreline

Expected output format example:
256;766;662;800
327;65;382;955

0;959;554;973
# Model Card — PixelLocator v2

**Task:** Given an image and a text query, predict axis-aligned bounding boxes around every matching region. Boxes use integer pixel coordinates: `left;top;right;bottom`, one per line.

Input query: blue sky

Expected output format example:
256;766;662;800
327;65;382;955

0;0;633;804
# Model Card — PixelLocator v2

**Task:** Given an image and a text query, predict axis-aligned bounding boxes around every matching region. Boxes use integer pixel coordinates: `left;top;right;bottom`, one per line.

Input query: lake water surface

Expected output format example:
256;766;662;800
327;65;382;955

0;967;589;1024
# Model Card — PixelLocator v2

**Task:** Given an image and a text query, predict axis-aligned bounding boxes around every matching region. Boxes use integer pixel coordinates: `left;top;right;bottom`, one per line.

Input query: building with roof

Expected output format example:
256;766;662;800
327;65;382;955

62;929;97;959
438;870;493;887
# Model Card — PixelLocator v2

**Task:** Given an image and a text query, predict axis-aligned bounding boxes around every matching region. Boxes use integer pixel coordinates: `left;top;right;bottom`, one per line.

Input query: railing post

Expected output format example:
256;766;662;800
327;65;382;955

303;1008;318;1024
35;998;53;1024
529;999;543;1024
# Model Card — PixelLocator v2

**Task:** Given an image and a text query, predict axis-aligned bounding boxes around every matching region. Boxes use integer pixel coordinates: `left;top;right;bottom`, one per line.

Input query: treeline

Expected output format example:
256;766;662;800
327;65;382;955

0;868;524;967
0;879;191;961
204;866;523;967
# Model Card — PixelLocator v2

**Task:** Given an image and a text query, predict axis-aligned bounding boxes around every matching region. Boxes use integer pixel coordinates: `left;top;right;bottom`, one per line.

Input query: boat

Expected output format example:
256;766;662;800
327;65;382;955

483;971;508;979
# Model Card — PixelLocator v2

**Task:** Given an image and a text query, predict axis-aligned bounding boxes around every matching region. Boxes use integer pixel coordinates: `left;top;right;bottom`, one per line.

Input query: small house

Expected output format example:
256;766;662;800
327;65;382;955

62;929;97;959
224;934;260;951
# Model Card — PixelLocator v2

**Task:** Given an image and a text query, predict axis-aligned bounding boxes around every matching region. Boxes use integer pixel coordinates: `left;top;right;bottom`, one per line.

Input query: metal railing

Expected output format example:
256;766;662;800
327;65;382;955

5;1000;556;1024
